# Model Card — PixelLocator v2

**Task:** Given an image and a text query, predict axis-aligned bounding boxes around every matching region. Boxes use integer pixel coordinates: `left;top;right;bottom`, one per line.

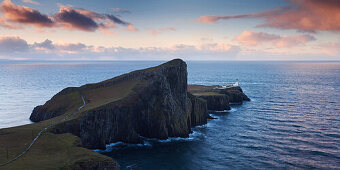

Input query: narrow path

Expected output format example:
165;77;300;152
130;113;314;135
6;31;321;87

0;92;86;167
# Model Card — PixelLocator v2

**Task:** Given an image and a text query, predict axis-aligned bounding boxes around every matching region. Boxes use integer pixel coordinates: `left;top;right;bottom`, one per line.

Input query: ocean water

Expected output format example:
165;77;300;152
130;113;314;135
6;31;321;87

0;61;339;169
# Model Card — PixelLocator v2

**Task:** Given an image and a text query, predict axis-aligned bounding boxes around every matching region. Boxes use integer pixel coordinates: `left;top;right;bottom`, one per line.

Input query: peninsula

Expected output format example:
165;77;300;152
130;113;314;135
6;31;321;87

0;59;249;169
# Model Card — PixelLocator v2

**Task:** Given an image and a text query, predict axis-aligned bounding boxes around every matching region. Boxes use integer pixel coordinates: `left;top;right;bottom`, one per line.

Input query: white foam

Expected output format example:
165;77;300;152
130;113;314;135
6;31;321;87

94;130;206;152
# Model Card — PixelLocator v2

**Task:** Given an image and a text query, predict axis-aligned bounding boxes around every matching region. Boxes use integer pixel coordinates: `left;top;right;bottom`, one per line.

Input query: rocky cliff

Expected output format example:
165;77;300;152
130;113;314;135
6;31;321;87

30;59;249;149
30;59;209;149
187;93;209;126
188;85;250;111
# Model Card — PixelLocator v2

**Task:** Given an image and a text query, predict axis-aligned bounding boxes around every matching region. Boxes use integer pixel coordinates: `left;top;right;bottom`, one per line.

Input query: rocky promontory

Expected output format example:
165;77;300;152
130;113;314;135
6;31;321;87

30;59;250;149
30;59;211;149
0;59;249;169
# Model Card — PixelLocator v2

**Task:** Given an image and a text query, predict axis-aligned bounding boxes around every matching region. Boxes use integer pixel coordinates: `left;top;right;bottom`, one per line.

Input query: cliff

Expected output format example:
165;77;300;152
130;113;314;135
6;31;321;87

30;59;208;149
188;85;250;111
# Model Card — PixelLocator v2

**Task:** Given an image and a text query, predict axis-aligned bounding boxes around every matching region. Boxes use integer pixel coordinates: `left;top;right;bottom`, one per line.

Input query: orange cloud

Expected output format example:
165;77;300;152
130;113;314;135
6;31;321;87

234;30;315;48
197;0;340;32
127;24;138;32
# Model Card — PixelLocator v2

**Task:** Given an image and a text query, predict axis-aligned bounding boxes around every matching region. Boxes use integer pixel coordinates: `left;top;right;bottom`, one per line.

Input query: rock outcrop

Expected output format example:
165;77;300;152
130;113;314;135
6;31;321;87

188;85;250;111
31;59;209;149
194;94;230;111
218;86;250;103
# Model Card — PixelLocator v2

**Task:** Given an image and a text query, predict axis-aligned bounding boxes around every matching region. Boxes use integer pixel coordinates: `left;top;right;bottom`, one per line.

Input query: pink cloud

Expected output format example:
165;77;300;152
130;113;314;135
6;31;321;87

126;24;138;32
0;0;134;33
197;0;340;32
0;17;22;29
0;0;54;27
234;30;315;48
22;0;40;5
234;31;280;46
274;34;315;48
320;39;340;56
197;14;254;24
149;26;176;35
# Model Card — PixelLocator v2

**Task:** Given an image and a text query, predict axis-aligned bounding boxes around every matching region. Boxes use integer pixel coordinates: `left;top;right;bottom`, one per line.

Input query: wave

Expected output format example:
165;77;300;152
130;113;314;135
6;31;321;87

209;107;238;114
94;130;206;153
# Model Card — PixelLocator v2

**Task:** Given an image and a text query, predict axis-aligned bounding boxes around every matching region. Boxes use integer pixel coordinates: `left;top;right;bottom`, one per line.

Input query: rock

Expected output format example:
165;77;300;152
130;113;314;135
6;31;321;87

187;93;209;126
194;93;230;111
71;159;120;170
30;87;82;122
188;85;250;108
31;59;209;149
216;86;250;103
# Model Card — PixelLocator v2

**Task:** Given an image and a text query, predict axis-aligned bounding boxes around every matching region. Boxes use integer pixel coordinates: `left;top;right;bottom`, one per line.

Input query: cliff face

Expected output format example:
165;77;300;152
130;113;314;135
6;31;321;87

187;93;209;126
195;94;230;111
219;86;250;103
31;59;209;149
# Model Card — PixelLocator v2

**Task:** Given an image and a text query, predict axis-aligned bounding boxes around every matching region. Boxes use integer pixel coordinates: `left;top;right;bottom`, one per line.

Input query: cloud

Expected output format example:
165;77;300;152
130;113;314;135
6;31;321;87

55;7;99;31
1;36;338;60
0;0;135;32
234;31;280;46
149;26;176;35
22;0;40;5
126;24;138;32
320;39;340;57
0;37;240;60
273;34;315;48
200;37;213;42
197;14;253;24
0;36;29;54
0;0;54;27
197;0;340;32
0;17;22;29
105;14;128;25
32;39;54;50
234;30;315;48
54;6;132;32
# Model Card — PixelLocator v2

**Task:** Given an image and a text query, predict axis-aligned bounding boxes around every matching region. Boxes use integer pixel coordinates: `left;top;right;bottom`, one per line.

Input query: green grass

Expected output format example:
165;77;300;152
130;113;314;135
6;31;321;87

0;123;114;169
0;90;119;169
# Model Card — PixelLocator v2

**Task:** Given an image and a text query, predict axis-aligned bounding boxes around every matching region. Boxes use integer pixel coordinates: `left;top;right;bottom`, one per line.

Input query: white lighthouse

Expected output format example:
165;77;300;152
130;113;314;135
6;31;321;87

233;79;239;87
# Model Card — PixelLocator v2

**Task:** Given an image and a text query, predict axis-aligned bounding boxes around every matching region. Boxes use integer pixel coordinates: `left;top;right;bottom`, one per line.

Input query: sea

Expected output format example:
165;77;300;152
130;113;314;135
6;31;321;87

0;60;339;169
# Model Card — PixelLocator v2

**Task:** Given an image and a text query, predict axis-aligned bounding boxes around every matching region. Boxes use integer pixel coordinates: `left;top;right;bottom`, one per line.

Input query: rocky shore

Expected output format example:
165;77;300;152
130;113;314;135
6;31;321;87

1;59;249;169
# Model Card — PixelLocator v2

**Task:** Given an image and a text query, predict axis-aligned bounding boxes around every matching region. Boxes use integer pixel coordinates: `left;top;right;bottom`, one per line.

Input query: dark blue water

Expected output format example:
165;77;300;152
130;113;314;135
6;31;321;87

0;61;339;169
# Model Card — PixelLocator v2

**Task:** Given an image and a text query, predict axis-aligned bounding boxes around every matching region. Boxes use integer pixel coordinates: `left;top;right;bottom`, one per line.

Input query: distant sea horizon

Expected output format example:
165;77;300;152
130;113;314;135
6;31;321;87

0;60;339;169
1;59;340;62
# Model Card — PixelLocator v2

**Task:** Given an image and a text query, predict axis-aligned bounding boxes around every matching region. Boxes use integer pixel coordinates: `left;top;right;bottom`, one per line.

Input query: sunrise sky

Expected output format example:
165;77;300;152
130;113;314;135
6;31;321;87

0;0;339;60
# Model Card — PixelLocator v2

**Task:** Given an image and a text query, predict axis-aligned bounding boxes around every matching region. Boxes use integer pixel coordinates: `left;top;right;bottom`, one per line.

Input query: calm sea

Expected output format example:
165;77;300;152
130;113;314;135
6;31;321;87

0;61;339;169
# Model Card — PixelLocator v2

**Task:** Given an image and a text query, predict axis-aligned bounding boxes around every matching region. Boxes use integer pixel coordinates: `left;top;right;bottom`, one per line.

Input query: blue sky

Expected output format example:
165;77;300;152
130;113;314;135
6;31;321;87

0;0;339;60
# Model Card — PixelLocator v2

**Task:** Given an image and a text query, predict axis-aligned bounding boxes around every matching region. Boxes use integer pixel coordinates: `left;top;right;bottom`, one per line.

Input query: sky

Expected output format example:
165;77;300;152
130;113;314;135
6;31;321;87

0;0;339;60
